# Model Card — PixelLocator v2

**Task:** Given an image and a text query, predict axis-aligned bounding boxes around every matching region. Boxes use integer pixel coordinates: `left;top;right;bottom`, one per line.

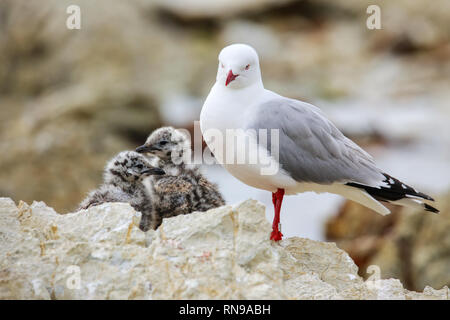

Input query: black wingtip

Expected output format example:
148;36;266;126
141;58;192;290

346;173;439;214
417;192;434;202
424;203;440;214
381;173;436;201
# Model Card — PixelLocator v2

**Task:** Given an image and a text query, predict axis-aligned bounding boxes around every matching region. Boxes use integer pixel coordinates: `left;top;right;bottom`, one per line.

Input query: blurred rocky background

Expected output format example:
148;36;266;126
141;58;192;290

326;192;450;292
0;0;449;291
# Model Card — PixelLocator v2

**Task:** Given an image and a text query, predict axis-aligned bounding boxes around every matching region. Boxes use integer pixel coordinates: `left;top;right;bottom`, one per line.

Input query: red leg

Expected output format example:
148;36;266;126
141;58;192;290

270;188;285;241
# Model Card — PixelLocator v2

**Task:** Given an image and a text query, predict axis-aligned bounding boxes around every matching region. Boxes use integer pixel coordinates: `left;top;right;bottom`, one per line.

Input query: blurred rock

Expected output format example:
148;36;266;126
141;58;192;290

1;197;448;299
326;192;450;291
0;0;168;212
154;0;295;20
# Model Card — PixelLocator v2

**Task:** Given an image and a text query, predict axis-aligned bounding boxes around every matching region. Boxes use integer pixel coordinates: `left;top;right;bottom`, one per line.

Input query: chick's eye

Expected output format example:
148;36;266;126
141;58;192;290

136;164;143;169
245;64;250;70
160;141;168;146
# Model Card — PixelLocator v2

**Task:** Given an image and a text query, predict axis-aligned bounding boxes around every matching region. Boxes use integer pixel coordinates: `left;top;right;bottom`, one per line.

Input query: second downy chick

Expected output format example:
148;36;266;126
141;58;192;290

136;127;225;228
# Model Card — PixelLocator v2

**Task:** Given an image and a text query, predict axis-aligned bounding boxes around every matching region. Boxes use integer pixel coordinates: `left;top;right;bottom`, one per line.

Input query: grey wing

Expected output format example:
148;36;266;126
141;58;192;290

245;98;384;185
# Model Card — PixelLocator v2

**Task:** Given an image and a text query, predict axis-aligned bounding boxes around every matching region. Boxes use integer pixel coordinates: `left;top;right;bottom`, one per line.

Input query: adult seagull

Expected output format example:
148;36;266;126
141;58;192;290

200;43;438;241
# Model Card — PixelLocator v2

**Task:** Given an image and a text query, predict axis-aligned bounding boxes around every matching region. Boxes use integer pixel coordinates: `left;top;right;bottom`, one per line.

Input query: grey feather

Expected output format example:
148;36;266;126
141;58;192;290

245;98;385;185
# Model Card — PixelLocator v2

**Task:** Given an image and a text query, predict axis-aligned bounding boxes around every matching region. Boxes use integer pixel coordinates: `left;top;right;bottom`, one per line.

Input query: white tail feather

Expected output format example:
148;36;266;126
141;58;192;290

337;185;391;216
293;182;391;216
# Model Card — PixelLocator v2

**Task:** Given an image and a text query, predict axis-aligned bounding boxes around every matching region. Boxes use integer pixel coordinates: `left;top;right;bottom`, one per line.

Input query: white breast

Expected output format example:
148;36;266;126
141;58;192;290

200;86;297;193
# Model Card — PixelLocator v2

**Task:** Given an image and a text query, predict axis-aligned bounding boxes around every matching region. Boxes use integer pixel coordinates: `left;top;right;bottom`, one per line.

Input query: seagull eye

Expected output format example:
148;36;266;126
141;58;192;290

245;64;250;70
221;63;224;68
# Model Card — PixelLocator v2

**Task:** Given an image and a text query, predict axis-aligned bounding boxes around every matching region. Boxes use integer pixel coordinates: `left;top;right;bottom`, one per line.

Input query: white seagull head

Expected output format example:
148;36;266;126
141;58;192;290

217;43;262;89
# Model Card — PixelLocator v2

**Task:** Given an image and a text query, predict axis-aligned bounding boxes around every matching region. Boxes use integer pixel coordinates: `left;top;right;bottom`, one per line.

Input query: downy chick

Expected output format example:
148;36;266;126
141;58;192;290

78;151;165;231
136;127;225;228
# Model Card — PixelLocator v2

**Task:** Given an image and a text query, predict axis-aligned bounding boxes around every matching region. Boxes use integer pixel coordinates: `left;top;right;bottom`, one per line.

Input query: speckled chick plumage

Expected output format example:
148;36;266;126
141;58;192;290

136;127;225;229
78;151;165;231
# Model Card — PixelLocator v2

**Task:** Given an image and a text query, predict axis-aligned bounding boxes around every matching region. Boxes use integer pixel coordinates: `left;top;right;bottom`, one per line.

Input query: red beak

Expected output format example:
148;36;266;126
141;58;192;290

225;70;238;86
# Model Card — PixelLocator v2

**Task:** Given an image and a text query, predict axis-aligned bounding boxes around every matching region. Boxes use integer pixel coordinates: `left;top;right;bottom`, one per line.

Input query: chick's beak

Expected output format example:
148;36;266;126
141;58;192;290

142;167;165;175
136;144;161;153
136;145;150;153
225;70;238;86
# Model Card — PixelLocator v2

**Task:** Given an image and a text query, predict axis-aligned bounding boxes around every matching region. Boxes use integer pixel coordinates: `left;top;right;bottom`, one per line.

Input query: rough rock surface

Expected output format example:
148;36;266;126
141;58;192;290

326;192;450;292
0;197;448;300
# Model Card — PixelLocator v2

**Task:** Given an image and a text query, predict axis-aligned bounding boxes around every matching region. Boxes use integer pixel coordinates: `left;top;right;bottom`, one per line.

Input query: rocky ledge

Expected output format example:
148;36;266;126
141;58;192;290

0;197;448;300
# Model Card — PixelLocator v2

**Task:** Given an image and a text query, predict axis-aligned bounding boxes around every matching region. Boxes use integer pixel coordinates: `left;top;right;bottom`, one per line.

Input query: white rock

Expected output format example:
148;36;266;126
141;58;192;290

154;0;294;19
0;197;447;299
